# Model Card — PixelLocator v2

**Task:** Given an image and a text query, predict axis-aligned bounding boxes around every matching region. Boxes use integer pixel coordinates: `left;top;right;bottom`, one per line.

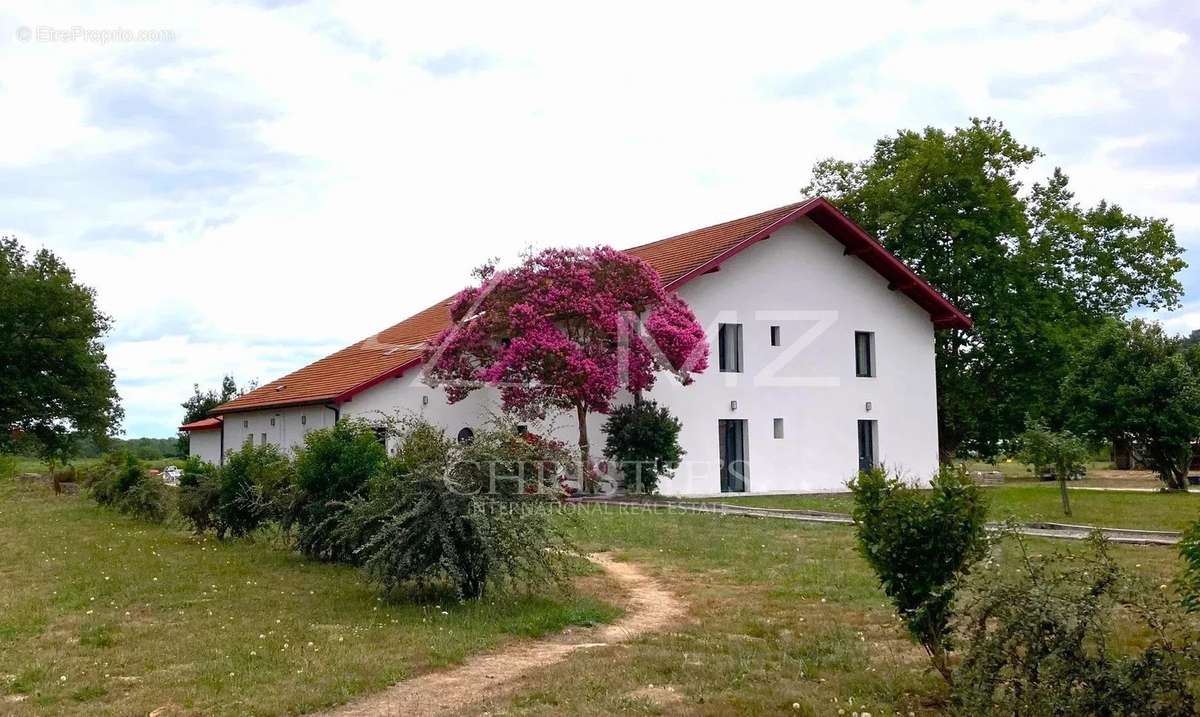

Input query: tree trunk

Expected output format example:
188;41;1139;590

926;640;954;686
1058;473;1071;516
576;402;593;493
1168;463;1189;492
48;459;61;495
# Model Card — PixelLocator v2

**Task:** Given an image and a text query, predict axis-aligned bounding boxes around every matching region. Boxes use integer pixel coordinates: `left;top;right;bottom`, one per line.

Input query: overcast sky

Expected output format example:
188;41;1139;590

2;1;1198;438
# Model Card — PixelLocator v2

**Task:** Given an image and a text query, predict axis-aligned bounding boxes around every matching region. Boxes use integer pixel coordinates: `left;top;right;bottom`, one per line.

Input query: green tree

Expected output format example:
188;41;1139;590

1017;417;1089;516
177;375;246;453
806;119;1185;458
1061;319;1200;490
0;237;123;473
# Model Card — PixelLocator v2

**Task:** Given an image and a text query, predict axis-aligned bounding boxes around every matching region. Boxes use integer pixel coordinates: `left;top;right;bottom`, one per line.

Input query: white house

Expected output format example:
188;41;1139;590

183;198;970;495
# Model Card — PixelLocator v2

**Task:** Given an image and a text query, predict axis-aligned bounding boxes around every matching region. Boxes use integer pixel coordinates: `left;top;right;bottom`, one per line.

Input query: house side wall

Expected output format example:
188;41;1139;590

217;404;338;461
187;429;223;466
640;217;940;493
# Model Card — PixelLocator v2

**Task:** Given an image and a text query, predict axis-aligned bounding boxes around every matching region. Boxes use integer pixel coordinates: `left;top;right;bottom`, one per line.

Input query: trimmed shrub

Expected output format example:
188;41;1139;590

954;534;1199;715
351;419;573;599
177;456;220;534
291;419;389;562
216;443;292;538
848;464;989;682
602;400;683;493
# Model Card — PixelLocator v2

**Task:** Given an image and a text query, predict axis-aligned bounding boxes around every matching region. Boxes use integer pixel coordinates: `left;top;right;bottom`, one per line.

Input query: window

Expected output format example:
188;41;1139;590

270;417;276;427
773;418;784;439
855;331;875;377
718;323;743;372
242;419;249;429
857;419;878;472
245;433;254;446
457;427;475;444
300;414;307;426
260;432;267;445
770;325;781;347
515;424;528;435
372;426;388;446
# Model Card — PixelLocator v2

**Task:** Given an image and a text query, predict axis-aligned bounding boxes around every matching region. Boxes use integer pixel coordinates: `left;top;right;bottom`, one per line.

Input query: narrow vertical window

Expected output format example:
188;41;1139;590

855;331;875;377
773;418;784;439
245;433;254;447
718;323;743;373
260;432;267;445
770;325;781;347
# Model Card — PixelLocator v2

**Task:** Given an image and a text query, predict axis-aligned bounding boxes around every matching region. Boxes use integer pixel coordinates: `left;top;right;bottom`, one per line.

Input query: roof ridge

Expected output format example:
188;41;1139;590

621;199;812;252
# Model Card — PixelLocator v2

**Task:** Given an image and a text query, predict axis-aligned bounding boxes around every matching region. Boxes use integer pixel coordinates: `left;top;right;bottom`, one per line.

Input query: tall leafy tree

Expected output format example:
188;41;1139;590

807;118;1184;457
178;375;249;453
423;246;708;488
1061;319;1200;490
0;236;122;465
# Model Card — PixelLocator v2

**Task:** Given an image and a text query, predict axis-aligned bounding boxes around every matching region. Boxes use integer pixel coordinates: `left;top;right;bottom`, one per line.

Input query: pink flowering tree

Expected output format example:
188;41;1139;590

422;246;708;488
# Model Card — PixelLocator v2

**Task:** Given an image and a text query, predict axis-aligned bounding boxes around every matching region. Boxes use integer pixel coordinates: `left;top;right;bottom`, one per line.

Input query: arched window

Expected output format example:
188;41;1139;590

457;427;475;444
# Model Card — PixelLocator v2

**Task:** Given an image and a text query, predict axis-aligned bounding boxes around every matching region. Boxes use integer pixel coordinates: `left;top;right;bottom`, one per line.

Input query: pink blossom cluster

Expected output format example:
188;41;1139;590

423;246;709;418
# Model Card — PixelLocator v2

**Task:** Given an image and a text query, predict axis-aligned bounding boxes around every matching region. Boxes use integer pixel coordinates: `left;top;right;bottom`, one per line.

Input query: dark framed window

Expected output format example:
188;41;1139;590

718;323;743;373
773;418;784;439
855;331;875;377
457;427;475;444
260;432;267;445
770;325;781;346
857;419;878;472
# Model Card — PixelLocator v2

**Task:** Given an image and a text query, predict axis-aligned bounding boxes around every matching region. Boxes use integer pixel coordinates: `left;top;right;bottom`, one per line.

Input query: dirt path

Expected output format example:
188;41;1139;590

314;553;684;717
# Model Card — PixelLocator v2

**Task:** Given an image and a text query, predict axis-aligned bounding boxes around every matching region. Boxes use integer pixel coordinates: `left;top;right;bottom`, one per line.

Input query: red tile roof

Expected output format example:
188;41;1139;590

180;416;223;431
213;198;970;415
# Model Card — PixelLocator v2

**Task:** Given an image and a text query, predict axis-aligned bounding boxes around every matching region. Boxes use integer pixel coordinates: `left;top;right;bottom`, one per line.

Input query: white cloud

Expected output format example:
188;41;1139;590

1;0;1196;435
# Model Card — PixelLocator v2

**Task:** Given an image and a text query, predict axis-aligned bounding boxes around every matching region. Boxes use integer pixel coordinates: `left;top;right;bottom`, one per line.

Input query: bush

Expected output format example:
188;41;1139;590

291;419;389;562
177;456;220;534
848;464;989;682
84;452;168;523
1178;518;1200;613
954;534;1199;715
216;443;292;538
351;419;572;599
602;400;683;493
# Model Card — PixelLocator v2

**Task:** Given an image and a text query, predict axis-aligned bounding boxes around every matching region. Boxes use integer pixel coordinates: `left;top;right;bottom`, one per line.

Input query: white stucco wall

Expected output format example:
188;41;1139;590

217;404;338;461
216;217;941;494
638;217;940;493
187;429;223;466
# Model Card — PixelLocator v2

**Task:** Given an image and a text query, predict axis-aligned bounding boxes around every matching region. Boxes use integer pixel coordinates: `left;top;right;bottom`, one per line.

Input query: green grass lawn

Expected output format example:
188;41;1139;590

708;483;1200;532
466;504;1188;716
3;475;1194;716
0;479;617;716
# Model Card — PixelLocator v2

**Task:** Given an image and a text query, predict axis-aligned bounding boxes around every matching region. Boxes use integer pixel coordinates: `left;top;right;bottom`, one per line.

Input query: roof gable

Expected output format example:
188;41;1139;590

214;198;969;414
